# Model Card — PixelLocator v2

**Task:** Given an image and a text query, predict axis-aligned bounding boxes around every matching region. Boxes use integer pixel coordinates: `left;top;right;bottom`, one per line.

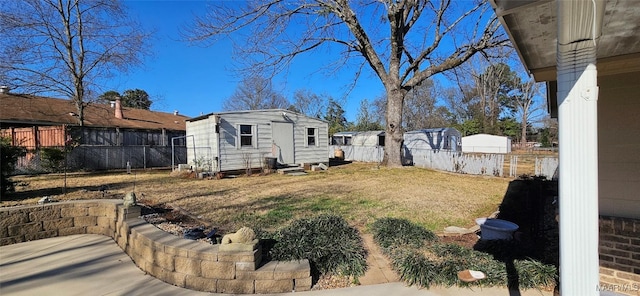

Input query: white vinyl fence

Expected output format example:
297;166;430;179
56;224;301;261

329;145;559;178
535;157;559;178
408;148;504;176
330;146;384;163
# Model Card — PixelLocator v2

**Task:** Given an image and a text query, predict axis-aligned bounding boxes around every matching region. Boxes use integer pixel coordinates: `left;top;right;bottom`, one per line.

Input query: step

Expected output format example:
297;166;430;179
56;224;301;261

277;167;305;175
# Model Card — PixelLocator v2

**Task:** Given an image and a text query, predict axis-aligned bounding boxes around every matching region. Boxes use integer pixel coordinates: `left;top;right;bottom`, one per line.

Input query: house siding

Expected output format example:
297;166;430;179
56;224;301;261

598;71;640;220
462;134;512;154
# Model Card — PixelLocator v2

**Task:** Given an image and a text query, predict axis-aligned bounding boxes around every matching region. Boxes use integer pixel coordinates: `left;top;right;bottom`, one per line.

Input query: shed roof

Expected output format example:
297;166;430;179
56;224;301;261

463;133;509;139
0;93;187;131
187;109;328;123
352;131;385;137
405;127;459;134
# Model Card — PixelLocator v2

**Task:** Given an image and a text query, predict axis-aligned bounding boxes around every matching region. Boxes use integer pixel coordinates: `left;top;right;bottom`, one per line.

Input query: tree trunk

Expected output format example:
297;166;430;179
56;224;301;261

521;110;528;145
384;86;405;167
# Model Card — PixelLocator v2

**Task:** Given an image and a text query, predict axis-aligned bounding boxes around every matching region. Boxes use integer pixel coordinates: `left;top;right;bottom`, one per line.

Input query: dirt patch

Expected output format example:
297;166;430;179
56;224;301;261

439;233;480;249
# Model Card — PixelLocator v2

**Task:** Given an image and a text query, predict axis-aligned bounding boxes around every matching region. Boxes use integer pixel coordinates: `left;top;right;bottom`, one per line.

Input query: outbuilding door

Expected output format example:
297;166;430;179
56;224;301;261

271;121;294;164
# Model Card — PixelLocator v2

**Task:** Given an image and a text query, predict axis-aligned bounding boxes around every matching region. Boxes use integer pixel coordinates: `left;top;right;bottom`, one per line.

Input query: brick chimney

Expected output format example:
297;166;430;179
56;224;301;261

115;97;123;119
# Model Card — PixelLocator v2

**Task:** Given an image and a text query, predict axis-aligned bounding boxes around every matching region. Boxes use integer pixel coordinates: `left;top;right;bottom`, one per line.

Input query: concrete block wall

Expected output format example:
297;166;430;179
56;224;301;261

0;200;311;294
599;216;640;296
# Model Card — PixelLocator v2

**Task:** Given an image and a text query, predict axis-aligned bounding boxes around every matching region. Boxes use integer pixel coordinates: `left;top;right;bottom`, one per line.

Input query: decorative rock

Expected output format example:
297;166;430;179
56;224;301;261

443;226;474;235
123;192;137;208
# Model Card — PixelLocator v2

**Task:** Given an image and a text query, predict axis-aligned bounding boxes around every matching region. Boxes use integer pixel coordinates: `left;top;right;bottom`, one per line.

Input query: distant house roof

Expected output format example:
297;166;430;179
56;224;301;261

405;127;459;134
0;93;187;131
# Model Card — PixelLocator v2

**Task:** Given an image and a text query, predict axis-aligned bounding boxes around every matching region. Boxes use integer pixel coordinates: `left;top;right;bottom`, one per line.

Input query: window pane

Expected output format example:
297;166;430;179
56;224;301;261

241;135;252;146
240;125;252;134
308;136;316;146
307;128;314;136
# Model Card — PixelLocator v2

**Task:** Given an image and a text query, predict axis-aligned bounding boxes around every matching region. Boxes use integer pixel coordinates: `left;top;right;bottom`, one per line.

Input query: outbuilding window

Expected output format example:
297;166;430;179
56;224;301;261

307;127;317;147
239;124;255;148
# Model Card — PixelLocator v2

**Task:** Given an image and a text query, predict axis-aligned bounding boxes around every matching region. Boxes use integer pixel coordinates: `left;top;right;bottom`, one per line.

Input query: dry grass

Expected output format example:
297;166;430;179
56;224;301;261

3;163;511;233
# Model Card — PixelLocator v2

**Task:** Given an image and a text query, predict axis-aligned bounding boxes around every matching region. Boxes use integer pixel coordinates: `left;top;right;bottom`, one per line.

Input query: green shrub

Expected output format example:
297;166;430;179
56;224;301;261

1;137;25;196
270;214;367;278
371;217;437;250
371;217;557;290
40;147;66;172
514;259;558;289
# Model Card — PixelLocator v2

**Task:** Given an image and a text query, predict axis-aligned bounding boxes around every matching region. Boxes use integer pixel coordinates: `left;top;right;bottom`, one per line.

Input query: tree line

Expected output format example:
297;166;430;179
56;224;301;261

226;61;553;147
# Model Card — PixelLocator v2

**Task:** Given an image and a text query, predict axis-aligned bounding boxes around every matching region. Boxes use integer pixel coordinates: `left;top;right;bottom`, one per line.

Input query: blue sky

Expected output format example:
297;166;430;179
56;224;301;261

105;1;387;121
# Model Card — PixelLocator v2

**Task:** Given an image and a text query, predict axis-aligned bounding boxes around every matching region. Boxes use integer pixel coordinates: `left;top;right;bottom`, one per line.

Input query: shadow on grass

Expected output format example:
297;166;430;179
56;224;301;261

2;179;136;202
473;177;559;295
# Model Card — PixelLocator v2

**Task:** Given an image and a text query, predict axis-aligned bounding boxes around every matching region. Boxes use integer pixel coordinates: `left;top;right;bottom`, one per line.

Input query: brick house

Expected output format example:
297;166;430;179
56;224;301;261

1;91;188;171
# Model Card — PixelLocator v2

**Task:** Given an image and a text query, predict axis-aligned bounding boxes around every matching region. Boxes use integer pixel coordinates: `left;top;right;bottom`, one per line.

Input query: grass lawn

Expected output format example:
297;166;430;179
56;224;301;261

3;162;511;234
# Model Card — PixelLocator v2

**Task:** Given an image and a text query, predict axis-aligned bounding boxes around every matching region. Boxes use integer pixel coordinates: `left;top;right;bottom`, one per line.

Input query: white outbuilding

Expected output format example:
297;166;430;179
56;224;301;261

186;109;328;172
461;134;511;154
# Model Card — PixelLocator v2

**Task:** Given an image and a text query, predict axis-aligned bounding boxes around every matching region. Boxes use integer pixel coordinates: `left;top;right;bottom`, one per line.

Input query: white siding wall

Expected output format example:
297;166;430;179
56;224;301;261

598;71;640;219
292;114;329;165
186;115;217;171
462;134;511;154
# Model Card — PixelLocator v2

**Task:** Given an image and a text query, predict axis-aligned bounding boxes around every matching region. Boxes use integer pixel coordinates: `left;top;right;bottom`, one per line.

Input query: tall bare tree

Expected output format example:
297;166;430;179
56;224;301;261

507;78;545;145
223;76;289;111
290;89;328;118
0;0;150;126
373;80;451;131
354;99;383;131
187;0;507;166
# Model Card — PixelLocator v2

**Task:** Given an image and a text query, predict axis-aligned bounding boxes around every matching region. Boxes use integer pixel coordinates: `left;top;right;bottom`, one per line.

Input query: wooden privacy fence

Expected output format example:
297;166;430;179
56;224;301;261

13;146;187;174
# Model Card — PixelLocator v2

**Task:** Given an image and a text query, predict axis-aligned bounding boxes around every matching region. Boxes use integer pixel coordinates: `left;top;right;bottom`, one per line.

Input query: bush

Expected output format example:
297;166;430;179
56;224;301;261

269;214;367;278
1;137;25;196
371;217;437;250
40;147;66;172
371;217;557;290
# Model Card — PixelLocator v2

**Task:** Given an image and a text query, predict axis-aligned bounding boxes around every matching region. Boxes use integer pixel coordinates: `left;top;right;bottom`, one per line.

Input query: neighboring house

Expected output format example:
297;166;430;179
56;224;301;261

461;134;511;154
0;91;187;171
491;0;639;294
329;128;462;164
185;109;329;173
330;131;357;146
403;128;461;152
351;131;386;147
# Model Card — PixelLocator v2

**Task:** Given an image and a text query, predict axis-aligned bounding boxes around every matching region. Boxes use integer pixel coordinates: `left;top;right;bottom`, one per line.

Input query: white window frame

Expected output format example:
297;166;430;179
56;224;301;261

237;124;256;149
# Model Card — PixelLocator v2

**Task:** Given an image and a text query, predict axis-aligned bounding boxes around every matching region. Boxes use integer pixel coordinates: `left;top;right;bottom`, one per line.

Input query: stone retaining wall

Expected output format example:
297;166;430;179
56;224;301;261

0;200;311;294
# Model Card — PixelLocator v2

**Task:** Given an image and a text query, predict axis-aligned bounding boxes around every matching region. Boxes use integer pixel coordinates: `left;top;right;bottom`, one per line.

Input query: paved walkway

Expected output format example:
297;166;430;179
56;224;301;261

0;235;553;296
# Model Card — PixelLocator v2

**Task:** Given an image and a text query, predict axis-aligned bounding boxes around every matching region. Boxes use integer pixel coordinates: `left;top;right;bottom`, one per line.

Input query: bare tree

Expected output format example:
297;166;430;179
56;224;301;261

354;99;383;131
291;89;328;118
223;76;289;111
187;0;508;166
373;80;451;131
454;58;518;134
508;78;545;145
0;0;150;126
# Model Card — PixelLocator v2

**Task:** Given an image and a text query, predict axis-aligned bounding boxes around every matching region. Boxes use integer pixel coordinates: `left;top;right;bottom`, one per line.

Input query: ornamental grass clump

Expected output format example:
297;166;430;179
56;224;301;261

269;214;367;278
371;217;557;290
371;217;437;250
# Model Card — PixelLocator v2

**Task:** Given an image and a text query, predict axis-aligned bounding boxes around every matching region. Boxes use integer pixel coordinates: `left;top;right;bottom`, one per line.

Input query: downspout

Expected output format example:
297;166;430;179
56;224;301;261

556;1;604;295
214;115;221;174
